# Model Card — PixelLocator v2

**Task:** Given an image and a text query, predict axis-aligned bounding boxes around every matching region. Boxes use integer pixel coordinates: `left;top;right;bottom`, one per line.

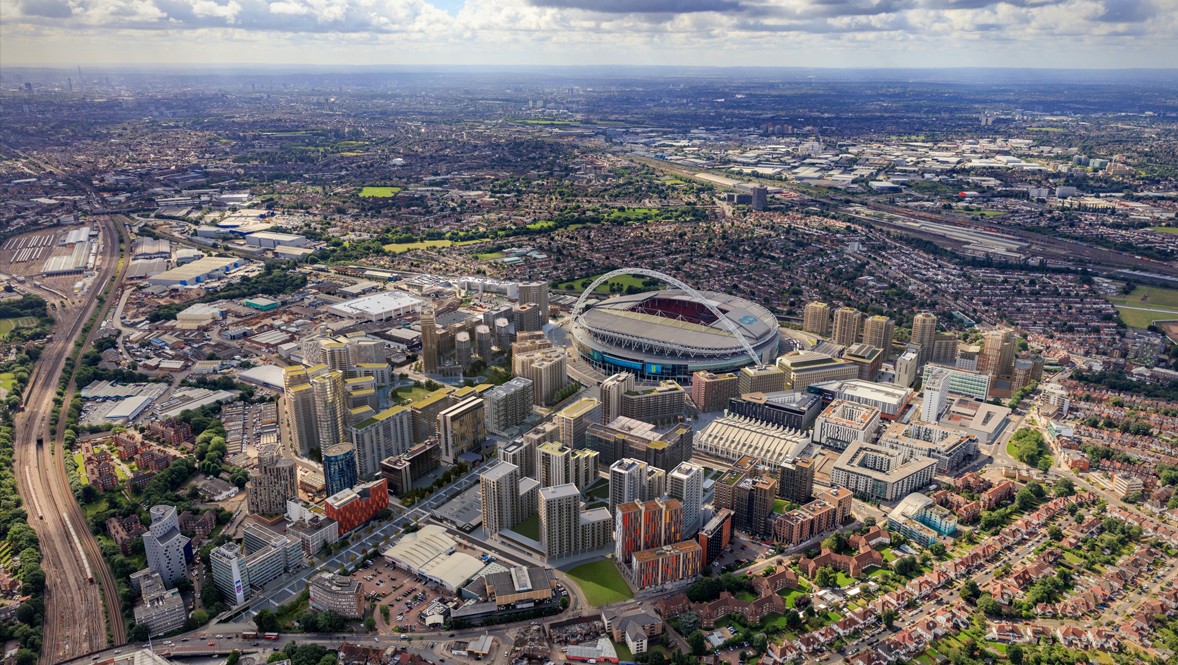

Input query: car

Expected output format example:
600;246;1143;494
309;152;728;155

449;633;455;637
208;642;216;647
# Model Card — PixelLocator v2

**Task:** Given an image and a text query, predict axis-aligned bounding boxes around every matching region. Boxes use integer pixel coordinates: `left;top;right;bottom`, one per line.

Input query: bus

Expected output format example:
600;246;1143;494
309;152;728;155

241;631;257;640
263;633;280;641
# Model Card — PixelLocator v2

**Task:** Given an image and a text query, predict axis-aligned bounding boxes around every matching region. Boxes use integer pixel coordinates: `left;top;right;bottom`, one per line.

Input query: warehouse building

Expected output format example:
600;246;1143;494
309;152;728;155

147;256;242;287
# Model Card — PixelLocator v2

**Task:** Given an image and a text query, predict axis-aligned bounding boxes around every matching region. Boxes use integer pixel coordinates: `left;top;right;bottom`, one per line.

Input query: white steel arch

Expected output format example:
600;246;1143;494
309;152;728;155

572;268;763;368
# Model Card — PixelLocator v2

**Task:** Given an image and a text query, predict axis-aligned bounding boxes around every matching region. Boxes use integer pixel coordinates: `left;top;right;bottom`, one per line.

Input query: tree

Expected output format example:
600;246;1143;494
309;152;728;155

688;630;708;656
226;651;241;665
255;609;280;633
128;623;150;642
1007;644;1024;665
364;616;376;632
977;594;1002;617
960;579;980;603
880;608;897;627
814;566;839;588
928;542;946;558
1053;477;1075;497
892;556;919;578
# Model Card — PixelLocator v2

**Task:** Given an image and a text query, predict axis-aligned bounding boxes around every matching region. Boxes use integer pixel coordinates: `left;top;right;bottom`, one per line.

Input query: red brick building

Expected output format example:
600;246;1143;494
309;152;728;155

325;478;389;534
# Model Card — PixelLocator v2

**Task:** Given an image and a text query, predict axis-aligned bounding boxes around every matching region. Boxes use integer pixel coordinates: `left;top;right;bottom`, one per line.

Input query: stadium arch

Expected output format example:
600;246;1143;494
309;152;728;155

571;268;764;368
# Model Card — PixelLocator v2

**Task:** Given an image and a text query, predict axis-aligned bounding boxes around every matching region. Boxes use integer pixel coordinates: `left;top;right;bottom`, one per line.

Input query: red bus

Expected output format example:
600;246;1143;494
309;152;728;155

263;633;280;641
241;631;258;640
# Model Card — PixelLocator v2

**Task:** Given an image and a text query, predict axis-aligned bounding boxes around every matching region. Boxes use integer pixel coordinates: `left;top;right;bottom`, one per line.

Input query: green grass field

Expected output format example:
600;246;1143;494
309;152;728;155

0;372;16;393
474;251;505;261
566;560;633;607
511;513;540;541
553;273;659;294
0;317;37;339
1106;285;1178;329
384;239;453;253
1149;226;1178;235
394;384;435;402
359;186;401;198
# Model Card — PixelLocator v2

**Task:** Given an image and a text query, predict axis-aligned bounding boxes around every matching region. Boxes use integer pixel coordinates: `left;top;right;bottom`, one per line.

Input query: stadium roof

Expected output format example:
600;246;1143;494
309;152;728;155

579;289;776;353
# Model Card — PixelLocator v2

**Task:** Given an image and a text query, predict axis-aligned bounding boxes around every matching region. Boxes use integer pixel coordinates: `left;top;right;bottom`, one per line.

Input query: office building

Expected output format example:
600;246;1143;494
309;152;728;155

861;316;895;354
518;281;550;324
609;458;665;515
438;395;487;464
751;186;768;210
349;404;414;479
667;461;704;536
921;364;991;400
494;317;512;349
777;456;815;504
555;398;602;450
538;442;598;491
831;307;862;347
144;505;190;588
210;543;249;605
420;307;439;373
811;400;882;451
829;441;938;501
980;330;1016;378
380;441;441;496
878;421;977;473
324;478;389;534
911;312;938;367
241;522;303;576
738;365;786;394
308;571;364;619
807;379;913;420
323;443;358;498
803;302;832;336
586;418;693;471
246;443;297;516
691;371;739;413
615;498;683;564
288;515;340;558
698;508;734;565
695;415;809;466
776;350;860;390
727;391;823;430
485;377;534;435
132;570;187;636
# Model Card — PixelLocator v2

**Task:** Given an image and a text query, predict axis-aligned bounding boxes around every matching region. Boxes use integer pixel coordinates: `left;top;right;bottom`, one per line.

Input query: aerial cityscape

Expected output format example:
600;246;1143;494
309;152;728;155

0;56;1177;665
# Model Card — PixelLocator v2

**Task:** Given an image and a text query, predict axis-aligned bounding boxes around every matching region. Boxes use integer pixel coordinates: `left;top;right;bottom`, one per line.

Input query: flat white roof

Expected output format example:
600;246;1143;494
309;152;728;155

419;552;486;590
330;290;421;316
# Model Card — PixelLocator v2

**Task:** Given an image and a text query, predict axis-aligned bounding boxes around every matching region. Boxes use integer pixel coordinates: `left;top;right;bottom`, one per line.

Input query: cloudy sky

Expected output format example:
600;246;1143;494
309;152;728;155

2;0;1175;68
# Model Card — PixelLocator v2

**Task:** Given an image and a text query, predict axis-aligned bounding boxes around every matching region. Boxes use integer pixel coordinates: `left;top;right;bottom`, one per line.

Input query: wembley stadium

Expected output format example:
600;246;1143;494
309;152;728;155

571;288;780;384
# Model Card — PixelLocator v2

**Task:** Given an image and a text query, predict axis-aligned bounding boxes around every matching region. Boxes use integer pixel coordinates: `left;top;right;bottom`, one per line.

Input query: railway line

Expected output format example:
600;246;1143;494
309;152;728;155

12;213;128;664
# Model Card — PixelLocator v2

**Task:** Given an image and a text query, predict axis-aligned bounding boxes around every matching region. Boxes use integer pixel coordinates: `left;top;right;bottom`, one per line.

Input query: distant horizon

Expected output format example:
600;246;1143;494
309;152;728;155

3;0;1175;72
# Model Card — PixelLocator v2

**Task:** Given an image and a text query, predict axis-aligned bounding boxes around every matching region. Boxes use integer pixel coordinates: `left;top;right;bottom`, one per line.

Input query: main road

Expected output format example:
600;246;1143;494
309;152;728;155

13;214;129;664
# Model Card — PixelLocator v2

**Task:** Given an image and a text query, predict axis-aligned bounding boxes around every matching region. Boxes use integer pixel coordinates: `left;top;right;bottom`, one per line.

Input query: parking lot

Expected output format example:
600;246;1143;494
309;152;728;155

351;556;447;634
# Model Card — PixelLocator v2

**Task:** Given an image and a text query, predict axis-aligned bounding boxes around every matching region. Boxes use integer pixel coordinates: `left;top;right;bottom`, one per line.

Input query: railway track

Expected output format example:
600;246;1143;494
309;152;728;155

13;214;128;664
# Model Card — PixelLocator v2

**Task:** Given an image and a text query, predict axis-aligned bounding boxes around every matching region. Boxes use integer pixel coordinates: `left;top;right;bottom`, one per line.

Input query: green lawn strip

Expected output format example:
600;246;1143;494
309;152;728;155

359;186;401;198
